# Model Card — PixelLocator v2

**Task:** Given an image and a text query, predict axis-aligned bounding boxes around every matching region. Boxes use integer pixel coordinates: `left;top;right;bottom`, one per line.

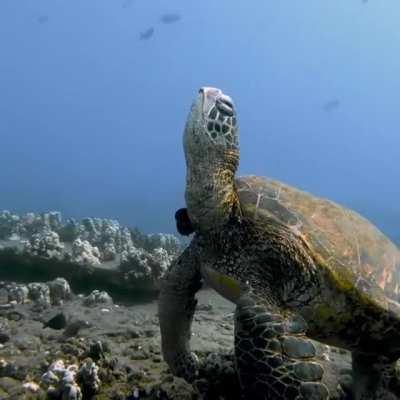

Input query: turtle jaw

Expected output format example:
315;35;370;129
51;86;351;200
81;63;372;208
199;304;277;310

183;87;240;233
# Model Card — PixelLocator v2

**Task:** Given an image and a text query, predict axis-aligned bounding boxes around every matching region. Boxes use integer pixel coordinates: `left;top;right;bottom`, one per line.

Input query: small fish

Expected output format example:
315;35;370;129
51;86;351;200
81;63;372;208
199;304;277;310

323;99;340;112
37;15;49;24
160;13;181;24
139;28;154;41
43;312;67;330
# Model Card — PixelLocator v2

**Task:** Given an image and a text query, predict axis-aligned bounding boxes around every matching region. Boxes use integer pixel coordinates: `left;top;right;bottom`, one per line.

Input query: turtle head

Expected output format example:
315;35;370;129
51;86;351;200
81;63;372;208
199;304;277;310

184;87;239;157
183;87;240;233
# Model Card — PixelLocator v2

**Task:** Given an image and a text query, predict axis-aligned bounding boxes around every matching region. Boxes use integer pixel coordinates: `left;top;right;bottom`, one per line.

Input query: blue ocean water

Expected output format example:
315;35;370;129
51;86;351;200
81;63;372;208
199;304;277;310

0;0;398;243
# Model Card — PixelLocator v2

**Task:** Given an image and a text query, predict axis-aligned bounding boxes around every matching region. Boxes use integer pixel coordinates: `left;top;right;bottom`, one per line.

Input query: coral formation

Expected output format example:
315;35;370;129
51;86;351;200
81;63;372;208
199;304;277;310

0;210;182;284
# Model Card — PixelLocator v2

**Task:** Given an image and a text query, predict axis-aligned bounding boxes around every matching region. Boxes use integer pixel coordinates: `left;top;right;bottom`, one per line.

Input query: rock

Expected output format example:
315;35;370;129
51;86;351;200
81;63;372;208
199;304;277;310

0;210;183;290
61;343;83;358
0;376;25;397
0;318;9;331
87;340;106;361
0;359;28;380
5;310;25;321
43;212;63;231
0;210;62;240
41;369;59;385
60;369;83;400
0;210;21;239
13;334;41;352
103;241;117;261
42;360;82;400
157;376;198;400
0;288;8;304
0;332;10;344
43;312;67;330
124;345;149;361
47;277;72;305
24;229;64;259
63;319;92;338
83;290;113;307
71;238;101;266
27;282;51;305
120;246;154;281
0;359;14;378
144;329;156;338
7;284;29;304
22;381;40;393
146;233;181;255
126;327;141;339
77;358;101;395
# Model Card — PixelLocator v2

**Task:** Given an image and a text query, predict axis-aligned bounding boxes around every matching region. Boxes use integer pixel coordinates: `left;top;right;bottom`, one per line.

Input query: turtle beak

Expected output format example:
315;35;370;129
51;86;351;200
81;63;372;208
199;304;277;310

199;87;235;117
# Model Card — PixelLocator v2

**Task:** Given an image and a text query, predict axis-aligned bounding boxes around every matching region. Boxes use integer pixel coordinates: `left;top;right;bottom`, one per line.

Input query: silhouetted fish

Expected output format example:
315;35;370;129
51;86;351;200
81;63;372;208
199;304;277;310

37;15;49;24
323;99;340;112
43;312;67;330
160;13;181;24
139;28;154;41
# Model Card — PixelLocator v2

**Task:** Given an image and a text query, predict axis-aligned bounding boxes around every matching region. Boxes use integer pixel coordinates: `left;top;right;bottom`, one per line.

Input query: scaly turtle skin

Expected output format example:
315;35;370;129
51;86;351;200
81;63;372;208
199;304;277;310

158;87;400;400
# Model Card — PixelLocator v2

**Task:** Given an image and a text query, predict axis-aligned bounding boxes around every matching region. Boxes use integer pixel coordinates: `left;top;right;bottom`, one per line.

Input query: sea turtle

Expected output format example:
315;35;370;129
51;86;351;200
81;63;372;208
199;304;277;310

159;87;400;400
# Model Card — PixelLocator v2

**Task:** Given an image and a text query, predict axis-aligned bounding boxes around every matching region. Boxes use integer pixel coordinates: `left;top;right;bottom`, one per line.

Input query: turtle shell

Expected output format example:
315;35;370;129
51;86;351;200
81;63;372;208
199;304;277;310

236;175;400;302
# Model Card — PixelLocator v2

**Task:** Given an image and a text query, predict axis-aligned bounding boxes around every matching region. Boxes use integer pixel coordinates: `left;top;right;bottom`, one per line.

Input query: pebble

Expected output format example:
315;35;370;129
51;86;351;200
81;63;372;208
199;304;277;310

0;332;10;344
126;327;141;339
144;329;156;338
0;376;24;395
22;381;40;392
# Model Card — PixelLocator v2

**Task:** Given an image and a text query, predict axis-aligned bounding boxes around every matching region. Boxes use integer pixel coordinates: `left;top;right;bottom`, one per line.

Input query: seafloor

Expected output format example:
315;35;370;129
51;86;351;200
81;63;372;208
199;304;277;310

0;283;353;400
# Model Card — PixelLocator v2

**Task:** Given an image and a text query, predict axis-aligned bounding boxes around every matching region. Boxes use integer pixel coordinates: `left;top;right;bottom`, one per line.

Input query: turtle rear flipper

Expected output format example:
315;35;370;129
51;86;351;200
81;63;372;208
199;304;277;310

235;300;329;399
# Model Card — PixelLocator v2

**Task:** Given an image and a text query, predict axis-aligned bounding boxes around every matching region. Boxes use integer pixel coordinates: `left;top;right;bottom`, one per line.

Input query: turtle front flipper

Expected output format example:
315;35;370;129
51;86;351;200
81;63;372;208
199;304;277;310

235;300;329;399
158;237;203;382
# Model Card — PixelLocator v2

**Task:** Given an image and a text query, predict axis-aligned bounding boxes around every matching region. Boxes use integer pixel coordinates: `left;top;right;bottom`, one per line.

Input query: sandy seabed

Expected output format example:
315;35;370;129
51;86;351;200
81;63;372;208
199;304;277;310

0;287;351;399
